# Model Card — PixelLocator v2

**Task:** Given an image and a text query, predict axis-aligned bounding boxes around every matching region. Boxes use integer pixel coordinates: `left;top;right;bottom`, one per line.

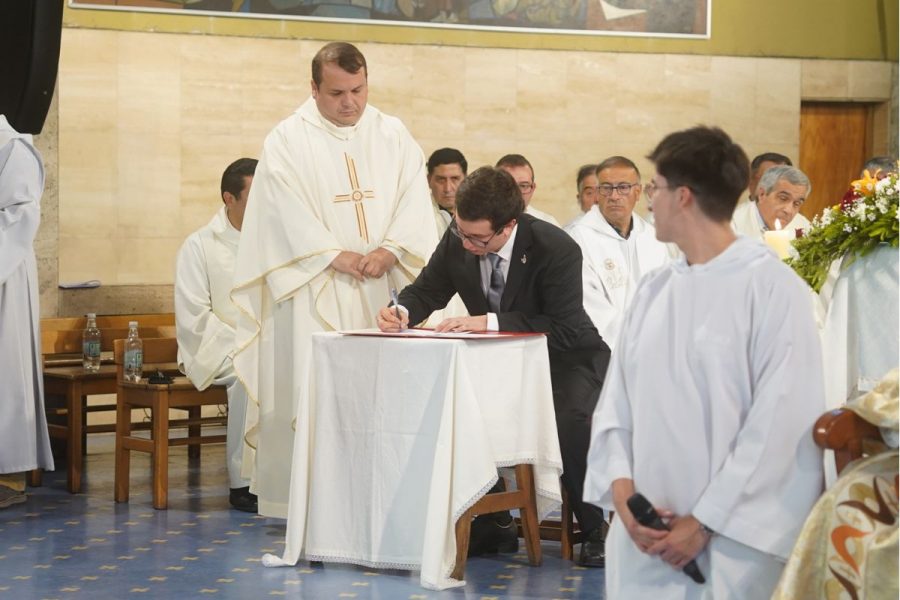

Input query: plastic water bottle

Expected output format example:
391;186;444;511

82;313;101;372
124;321;143;383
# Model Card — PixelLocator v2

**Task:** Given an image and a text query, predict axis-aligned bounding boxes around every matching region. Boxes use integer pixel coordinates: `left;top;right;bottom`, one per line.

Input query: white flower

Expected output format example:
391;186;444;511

876;198;889;213
821;210;834;226
851;202;868;221
868;212;877;221
843;223;854;233
876;177;892;194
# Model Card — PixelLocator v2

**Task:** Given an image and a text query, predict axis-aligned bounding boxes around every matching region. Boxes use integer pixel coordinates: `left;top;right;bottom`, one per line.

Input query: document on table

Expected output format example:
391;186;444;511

339;328;543;340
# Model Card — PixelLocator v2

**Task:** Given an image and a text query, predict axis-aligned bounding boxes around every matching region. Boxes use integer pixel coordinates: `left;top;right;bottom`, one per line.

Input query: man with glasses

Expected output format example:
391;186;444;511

496;153;561;227
567;156;668;349
584;126;823;598
564;164;599;231
377;167;612;567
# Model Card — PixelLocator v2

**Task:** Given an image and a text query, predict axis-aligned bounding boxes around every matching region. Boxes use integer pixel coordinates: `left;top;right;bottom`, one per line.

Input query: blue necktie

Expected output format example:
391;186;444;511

487;253;504;313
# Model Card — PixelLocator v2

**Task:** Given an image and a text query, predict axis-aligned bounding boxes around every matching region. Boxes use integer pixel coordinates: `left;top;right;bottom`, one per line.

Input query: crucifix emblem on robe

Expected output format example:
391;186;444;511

334;153;375;243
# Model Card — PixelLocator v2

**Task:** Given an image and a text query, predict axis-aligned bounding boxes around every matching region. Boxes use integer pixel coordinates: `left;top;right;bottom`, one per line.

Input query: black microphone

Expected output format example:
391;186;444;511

626;492;706;584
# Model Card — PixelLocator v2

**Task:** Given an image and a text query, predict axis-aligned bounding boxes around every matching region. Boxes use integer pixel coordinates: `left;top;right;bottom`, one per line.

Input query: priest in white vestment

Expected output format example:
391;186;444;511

175;158;258;512
496;154;561;227
0;115;54;509
232;43;439;517
585;127;824;599
731;164;811;241
567;157;669;349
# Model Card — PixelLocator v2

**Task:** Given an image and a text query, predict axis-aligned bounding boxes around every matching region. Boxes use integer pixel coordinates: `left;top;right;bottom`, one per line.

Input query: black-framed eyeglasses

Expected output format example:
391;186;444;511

598;183;640;197
449;219;501;249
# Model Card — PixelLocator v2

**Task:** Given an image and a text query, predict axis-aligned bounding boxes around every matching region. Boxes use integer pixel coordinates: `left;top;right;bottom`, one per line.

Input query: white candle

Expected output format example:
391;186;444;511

763;219;792;260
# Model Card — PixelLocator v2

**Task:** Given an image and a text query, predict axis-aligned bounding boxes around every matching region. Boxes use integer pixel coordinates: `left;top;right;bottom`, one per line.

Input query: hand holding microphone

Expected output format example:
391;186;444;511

626;492;707;584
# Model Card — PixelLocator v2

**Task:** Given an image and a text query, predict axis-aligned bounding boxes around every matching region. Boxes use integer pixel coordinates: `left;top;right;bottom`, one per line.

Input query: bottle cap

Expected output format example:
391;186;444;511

129;321;138;328
87;313;96;319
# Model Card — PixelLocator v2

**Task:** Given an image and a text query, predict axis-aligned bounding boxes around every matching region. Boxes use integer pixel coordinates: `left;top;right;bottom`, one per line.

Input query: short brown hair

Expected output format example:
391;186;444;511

455;167;524;231
311;42;367;86
647;126;749;222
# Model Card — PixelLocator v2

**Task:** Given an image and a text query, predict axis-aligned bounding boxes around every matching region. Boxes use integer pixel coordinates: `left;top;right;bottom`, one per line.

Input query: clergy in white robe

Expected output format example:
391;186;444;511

0;115;54;501
568;157;669;349
585;127;824;599
175;158;257;510
232;43;438;518
731;164;811;242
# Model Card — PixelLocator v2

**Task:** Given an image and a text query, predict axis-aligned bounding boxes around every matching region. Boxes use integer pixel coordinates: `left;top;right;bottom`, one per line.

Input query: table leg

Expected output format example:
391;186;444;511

67;381;84;494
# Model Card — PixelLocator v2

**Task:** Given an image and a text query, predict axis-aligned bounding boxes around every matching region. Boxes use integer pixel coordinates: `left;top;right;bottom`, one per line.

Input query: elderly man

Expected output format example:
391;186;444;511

496;153;561;227
564;164;599;231
568;156;668;349
732;165;811;240
426;147;467;233
585;126;824;599
175;158;258;513
746;152;792;203
232;42;438;518
377;167;611;567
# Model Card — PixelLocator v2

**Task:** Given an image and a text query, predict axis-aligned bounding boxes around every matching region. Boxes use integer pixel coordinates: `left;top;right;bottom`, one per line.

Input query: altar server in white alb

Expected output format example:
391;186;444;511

0;115;54;509
175;158;258;513
232;42;439;518
584;126;825;599
567;156;669;349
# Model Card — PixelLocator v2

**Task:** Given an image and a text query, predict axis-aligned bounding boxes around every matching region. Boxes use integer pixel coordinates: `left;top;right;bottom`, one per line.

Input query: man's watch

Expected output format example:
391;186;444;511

698;521;715;537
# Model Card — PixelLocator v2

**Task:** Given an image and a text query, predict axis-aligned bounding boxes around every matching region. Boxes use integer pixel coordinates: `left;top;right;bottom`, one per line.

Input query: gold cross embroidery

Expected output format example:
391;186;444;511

333;153;375;243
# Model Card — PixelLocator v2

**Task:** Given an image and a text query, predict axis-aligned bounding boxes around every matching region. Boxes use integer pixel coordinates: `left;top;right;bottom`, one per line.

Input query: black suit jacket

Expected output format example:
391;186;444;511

399;214;610;372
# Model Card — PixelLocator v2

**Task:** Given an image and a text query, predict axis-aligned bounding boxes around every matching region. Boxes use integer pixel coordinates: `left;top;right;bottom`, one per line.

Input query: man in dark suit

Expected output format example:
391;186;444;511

377;166;611;567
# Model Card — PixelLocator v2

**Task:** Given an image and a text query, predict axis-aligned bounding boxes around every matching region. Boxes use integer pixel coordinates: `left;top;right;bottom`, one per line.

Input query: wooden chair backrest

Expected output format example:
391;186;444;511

813;408;887;474
113;337;179;367
41;313;175;356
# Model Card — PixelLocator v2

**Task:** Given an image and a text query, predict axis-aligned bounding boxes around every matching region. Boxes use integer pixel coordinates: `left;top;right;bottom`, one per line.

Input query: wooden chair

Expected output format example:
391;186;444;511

451;464;542;581
813;407;887;474
113;337;227;510
527;486;583;560
35;314;175;493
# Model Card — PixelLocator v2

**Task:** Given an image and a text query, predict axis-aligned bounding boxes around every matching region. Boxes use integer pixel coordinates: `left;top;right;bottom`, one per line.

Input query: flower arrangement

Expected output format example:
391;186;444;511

789;168;899;292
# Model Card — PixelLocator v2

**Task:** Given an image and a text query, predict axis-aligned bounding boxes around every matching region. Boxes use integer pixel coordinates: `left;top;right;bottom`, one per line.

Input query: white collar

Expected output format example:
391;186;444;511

492;223;518;263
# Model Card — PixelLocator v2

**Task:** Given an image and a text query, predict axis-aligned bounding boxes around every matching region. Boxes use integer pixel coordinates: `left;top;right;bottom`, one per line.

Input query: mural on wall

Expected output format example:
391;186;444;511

70;0;710;38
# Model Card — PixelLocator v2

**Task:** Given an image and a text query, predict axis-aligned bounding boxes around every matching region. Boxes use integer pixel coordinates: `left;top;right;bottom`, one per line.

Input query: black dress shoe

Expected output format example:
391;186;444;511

229;487;258;513
579;525;606;568
468;513;519;557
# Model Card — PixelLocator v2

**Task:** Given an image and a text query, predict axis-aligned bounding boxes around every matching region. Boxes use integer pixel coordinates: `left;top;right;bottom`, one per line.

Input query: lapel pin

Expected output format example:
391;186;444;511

520;254;527;264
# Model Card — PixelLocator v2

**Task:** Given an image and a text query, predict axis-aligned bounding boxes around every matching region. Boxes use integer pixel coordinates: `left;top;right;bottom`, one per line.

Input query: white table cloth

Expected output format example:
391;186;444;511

820;245;899;410
263;332;563;590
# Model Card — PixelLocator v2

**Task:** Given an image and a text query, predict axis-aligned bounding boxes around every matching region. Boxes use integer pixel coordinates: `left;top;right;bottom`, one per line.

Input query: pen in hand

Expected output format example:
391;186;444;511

389;287;402;322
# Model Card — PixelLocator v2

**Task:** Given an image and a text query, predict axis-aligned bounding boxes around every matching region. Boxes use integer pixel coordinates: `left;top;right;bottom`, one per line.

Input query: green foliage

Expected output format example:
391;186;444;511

788;172;899;292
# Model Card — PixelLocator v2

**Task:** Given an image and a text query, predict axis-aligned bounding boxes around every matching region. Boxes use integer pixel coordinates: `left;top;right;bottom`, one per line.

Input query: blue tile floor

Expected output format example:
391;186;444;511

1;434;605;599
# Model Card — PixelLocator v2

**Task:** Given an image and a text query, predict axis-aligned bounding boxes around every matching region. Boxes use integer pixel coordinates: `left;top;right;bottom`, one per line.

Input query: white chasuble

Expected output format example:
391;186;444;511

0;115;54;474
568;207;669;349
232;99;438;517
584;237;825;599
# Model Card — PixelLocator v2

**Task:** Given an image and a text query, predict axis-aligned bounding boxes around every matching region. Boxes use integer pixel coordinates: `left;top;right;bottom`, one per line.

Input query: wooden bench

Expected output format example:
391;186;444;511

36;313;176;493
113;337;227;510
